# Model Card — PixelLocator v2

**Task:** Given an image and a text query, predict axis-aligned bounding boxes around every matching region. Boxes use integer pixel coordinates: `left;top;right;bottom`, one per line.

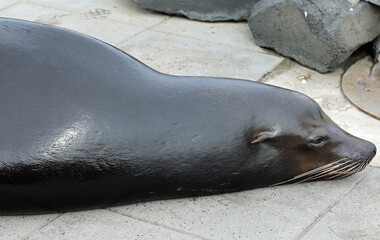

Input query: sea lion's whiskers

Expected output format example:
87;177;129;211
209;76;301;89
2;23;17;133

338;161;360;173
272;156;372;186
302;159;348;175
293;159;366;183
360;161;367;171
272;161;340;186
327;171;353;180
359;161;366;171
325;161;362;180
269;161;339;186
325;160;359;174
354;161;364;173
270;159;347;186
296;161;358;183
350;159;367;174
326;158;370;180
359;157;370;171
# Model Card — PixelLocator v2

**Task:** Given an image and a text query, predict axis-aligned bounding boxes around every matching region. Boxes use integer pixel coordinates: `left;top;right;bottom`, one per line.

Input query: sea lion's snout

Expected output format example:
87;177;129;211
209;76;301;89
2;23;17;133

341;134;376;165
353;138;377;161
366;141;376;158
358;140;377;169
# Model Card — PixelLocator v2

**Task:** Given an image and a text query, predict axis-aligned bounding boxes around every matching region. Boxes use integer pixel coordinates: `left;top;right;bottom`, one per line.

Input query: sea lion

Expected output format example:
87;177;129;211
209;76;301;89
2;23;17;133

0;18;376;215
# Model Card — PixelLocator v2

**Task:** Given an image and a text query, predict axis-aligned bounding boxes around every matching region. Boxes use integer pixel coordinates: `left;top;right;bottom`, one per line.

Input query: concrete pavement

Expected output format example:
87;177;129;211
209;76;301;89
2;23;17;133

0;1;379;239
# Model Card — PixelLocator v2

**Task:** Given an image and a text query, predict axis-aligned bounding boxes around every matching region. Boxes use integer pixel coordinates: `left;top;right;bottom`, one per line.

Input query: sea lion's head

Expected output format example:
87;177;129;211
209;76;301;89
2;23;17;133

249;90;376;186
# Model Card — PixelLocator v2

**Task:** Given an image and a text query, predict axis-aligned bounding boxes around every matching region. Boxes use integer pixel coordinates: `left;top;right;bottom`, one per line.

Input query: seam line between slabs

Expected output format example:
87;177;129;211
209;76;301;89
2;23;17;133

297;167;374;240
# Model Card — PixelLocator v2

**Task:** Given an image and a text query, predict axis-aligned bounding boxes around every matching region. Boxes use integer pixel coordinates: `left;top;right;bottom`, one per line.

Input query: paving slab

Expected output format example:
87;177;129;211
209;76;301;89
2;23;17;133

301;167;380;240
0;0;18;10
57;17;146;46
110;169;369;240
152;16;264;52
0;2;71;22
25;210;201;240
0;213;59;240
0;3;150;46
119;30;283;80
27;0;169;28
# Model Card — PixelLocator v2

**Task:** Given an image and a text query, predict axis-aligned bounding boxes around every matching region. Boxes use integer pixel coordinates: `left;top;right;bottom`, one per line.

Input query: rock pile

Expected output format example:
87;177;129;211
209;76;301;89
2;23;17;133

135;0;380;72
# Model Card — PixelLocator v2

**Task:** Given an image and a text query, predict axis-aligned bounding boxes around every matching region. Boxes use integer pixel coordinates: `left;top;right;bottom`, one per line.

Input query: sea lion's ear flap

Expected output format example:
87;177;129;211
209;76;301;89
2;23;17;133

250;131;275;144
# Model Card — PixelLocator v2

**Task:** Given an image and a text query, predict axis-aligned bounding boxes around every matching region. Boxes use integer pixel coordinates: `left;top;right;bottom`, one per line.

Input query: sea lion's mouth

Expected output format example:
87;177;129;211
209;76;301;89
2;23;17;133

271;157;373;187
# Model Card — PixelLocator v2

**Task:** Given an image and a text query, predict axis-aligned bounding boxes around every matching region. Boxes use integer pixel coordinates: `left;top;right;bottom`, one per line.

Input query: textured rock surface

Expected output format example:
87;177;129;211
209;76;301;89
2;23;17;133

365;0;380;6
248;0;380;72
374;36;380;61
134;0;259;21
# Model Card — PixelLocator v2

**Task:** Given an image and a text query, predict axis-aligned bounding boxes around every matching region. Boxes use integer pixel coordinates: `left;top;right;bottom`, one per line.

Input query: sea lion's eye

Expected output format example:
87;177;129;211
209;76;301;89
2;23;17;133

309;137;326;147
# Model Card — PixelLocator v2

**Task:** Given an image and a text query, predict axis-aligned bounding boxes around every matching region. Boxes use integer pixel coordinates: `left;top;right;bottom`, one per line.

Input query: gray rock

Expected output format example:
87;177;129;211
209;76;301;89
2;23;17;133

364;0;380;6
134;0;259;21
373;35;380;62
248;0;380;72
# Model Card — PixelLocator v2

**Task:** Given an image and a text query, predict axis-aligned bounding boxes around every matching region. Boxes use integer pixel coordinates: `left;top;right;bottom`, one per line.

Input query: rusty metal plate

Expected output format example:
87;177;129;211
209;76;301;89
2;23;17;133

342;56;380;120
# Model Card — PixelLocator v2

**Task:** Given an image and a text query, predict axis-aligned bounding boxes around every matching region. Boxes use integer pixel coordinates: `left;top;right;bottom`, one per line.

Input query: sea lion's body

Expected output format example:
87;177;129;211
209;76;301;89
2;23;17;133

0;18;376;214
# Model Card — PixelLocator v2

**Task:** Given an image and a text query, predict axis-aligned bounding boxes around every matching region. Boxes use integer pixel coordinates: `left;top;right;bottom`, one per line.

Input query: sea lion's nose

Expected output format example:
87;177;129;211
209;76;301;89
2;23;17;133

366;141;377;157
